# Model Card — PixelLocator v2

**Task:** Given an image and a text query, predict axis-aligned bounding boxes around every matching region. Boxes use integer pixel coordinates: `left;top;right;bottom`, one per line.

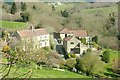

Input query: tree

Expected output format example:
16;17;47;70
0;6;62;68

112;58;120;74
32;5;36;10
52;5;55;11
75;52;104;76
1;30;8;41
75;17;82;28
65;58;76;70
61;10;69;18
104;12;116;30
92;36;98;44
21;2;27;11
20;11;30;22
102;50;110;63
10;2;17;14
35;23;43;29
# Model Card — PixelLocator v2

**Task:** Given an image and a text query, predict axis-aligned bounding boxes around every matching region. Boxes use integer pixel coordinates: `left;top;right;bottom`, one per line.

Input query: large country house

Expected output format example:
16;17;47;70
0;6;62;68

59;28;90;55
16;28;50;50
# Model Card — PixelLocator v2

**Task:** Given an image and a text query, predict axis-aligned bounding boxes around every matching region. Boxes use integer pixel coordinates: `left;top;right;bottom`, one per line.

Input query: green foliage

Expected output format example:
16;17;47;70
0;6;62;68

43;46;51;52
2;45;11;53
102;50;110;63
10;2;17;14
20;11;30;22
21;2;27;11
32;5;36;10
65;58;76;70
67;53;76;58
112;58;120;74
92;36;98;44
52;5;55;11
1;30;8;41
80;38;87;44
61;10;69;18
104;12;116;32
75;52;104;76
35;23;43;29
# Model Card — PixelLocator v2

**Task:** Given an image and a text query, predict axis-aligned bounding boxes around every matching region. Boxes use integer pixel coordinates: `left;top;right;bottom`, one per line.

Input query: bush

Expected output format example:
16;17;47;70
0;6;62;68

92;36;98;44
35;23;43;29
75;52;104;76
102;50;110;63
61;10;69;18
20;11;30;22
43;46;51;52
80;38;87;44
112;58;120;74
67;53;76;58
65;58;76;70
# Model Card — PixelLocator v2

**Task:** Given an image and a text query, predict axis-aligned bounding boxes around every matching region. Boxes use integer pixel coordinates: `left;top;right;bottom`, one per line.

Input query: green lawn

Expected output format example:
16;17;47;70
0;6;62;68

0;20;26;30
2;66;90;78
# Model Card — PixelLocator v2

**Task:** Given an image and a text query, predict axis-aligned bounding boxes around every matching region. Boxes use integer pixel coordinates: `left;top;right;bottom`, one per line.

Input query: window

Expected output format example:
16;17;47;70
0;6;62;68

40;43;42;46
70;42;74;45
45;42;47;45
45;36;47;38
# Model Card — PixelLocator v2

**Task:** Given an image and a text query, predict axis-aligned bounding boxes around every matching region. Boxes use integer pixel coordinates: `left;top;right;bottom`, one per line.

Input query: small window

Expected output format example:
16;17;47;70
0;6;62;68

70;42;74;45
45;36;47;38
45;42;47;45
40;43;42;46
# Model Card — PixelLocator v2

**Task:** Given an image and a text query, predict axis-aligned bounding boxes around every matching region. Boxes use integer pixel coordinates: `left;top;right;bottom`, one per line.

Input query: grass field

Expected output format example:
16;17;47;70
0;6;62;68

2;66;90;78
0;20;26;30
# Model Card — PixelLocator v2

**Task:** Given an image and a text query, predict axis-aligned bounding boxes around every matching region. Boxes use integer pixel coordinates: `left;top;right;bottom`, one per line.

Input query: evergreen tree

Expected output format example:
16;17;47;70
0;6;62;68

21;2;27;11
32;5;36;9
61;10;69;18
10;2;17;14
20;11;30;22
92;36;98;44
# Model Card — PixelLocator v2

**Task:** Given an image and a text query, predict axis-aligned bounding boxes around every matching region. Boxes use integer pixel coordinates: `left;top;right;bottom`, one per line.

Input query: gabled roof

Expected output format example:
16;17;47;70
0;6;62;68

17;28;48;38
64;36;73;41
60;28;87;37
60;28;71;34
17;30;35;38
33;28;48;36
72;30;87;37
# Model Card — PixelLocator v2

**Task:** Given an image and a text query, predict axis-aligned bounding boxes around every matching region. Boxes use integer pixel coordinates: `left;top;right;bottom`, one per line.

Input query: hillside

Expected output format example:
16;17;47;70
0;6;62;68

1;2;119;50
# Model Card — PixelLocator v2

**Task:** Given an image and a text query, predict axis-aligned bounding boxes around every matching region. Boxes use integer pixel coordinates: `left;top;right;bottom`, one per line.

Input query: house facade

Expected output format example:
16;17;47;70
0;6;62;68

16;28;50;51
63;36;81;54
60;28;90;55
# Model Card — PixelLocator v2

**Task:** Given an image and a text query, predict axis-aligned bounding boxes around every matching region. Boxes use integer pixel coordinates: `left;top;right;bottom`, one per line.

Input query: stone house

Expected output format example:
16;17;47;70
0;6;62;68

16;28;50;51
60;28;90;55
63;36;88;55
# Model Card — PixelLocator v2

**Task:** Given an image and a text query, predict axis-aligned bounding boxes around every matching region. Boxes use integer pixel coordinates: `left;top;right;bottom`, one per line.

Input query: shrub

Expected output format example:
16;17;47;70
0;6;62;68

43;46;51;52
67;53;76;58
112;58;120;74
102;50;110;63
75;52;104;76
65;58;76;70
35;23;43;29
20;11;30;22
92;36;98;44
61;10;69;18
80;38;87;44
2;45;11;53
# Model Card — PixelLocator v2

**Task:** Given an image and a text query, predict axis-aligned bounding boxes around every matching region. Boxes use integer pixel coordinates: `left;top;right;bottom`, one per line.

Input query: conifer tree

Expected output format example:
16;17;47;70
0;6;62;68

10;2;17;14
